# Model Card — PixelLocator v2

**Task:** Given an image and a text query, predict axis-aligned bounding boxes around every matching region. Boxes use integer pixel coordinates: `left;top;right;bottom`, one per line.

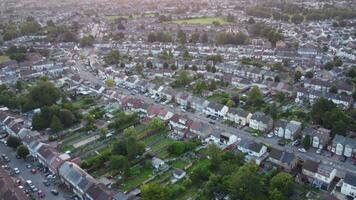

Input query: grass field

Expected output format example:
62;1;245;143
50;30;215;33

171;17;229;25
0;56;10;64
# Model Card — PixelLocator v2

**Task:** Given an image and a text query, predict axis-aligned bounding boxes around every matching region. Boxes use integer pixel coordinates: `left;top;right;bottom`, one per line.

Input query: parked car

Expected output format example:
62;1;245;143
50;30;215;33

292;139;300;146
43;180;50;187
14;168;20;174
31;168;37;174
298;148;307;153
38;190;45;198
51;190;59;196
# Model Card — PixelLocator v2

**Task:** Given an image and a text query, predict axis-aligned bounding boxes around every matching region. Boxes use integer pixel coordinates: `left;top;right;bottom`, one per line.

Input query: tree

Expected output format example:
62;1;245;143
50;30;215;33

190;32;200;43
275;92;285;103
58;109;75;127
50;116;64;132
226;99;236;107
29;80;61;108
269;103;278;120
167;141;186;156
248;17;255;24
302;135;311;150
177;29;186;44
274;75;280;82
329;85;337;94
110;155;128;171
79;35;94;47
331;120;347;136
16;145;29;158
294;71;302;82
148;118;165;131
226;13;235;22
201;33;208;43
141;183;167;200
311;98;336;124
20;20;41;35
105;78;115;87
32;113;47;130
229;164;265;200
126;136;137;160
333;56;343;67
291;14;304;24
192;65;198;71
325;62;334;70
104;50;121;66
7;136;21;149
269;172;294;197
207;144;223;169
305;71;314;78
246;86;263;107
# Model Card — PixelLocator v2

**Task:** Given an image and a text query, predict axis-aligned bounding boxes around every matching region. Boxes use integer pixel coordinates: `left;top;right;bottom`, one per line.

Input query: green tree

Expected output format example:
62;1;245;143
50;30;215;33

32;113;46;130
58;109;75;127
16;145;29;159
148;118;165;131
305;71;314;78
331;120;347;136
207;144;223;170
50;115;64;132
79;35;94;47
126;136;137;160
329;85;337;94
190;32;200;43
246;86;263;107
226;99;236;107
269;172;294;197
177;29;186;44
167;141;186;156
29;80;61;108
302;135;311;150
104;49;121;66
105;78;115;87
294;71;302;82
110;155;128;171
229;164;265;200
141;183;168;200
7;136;21;149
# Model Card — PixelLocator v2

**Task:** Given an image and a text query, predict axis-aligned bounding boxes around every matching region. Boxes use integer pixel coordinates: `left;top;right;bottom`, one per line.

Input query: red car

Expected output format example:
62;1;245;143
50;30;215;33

31;168;37;174
37;190;45;198
15;179;21;186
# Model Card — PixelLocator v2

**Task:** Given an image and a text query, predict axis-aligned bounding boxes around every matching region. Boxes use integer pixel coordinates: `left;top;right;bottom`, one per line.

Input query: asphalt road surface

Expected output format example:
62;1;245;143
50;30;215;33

0;142;72;200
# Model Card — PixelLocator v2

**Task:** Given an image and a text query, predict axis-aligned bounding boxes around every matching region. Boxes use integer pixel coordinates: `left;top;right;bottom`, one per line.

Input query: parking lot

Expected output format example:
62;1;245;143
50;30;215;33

0;142;72;200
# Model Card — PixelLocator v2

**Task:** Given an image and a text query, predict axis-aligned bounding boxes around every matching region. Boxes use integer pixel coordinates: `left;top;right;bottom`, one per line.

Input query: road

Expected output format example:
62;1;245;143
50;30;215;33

72;54;356;176
0;143;71;200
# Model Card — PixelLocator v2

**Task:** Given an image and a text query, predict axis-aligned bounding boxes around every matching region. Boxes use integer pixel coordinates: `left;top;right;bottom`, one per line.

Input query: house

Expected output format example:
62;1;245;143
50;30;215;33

237;139;268;165
147;105;173;121
85;184;112;200
268;148;298;172
331;135;356;158
206;131;238;146
275;120;301;140
341;172;356;198
189;96;209;112
249;112;273;132
176;92;191;108
189;121;213;140
59;161;97;199
312;128;331;149
224;108;252;126
152;157;165;170
168;114;192;136
173;169;186;180
204;102;228;117
302;160;337;190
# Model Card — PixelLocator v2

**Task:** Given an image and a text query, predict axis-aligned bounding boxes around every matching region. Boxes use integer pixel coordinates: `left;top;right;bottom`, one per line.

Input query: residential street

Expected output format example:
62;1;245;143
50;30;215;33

0;142;71;200
73;60;356;176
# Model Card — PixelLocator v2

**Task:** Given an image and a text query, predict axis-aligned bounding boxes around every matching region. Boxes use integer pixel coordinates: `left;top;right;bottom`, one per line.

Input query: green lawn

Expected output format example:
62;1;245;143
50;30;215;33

121;165;153;192
0;56;10;64
171;17;229;25
171;160;189;169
